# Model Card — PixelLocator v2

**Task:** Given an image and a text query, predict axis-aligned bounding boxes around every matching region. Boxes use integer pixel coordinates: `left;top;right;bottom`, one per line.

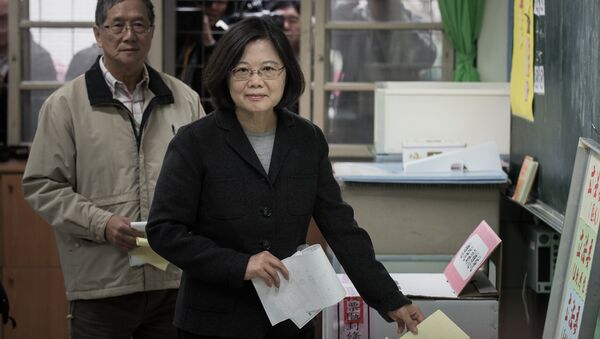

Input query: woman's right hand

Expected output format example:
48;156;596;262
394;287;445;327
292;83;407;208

244;251;289;288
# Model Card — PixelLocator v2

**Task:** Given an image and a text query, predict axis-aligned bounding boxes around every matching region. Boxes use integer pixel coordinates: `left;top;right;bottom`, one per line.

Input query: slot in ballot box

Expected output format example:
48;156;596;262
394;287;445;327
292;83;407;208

322;271;499;339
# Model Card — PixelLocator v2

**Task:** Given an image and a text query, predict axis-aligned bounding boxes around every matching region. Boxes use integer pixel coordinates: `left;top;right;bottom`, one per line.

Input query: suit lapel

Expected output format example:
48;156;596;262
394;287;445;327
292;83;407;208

268;110;295;184
217;110;268;177
216;108;296;181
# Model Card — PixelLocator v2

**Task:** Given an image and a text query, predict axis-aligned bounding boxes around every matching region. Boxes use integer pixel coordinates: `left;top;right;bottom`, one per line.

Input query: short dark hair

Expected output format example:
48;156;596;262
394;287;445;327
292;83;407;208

95;0;155;26
270;1;300;14
203;16;305;111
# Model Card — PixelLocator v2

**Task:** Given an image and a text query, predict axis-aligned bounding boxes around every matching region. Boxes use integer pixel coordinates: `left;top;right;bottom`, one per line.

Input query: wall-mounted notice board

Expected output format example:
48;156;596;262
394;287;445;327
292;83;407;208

543;138;600;339
511;0;600;221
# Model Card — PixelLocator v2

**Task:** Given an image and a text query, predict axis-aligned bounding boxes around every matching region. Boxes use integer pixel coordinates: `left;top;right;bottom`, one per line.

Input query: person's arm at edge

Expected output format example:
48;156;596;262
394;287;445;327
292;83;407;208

22;94;113;243
310;124;425;334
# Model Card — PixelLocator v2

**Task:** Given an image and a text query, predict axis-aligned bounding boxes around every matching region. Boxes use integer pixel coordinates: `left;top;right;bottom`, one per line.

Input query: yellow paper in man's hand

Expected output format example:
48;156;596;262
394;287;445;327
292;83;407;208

400;310;469;339
129;237;170;271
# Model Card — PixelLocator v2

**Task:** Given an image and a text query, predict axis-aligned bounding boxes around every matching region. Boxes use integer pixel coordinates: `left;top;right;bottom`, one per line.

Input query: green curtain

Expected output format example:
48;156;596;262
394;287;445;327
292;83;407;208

439;0;485;81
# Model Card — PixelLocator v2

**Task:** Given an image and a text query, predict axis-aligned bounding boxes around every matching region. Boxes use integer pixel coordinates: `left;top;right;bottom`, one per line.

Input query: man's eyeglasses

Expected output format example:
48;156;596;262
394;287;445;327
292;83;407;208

103;22;153;35
230;65;285;81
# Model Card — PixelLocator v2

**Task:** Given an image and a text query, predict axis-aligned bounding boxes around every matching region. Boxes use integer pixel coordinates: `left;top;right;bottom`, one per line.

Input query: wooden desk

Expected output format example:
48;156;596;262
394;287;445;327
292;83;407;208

0;161;68;339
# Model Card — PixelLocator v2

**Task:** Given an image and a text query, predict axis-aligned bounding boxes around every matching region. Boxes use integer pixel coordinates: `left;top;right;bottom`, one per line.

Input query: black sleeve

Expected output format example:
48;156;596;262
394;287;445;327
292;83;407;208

310;125;411;321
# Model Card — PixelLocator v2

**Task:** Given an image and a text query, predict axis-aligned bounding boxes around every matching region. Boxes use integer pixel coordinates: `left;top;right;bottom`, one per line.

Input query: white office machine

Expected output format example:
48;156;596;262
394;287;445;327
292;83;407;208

374;82;511;157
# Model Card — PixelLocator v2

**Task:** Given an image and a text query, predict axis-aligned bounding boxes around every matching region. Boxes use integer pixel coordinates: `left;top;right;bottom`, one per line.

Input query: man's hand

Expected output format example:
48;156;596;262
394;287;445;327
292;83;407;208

104;215;144;252
244;251;289;288
388;303;425;335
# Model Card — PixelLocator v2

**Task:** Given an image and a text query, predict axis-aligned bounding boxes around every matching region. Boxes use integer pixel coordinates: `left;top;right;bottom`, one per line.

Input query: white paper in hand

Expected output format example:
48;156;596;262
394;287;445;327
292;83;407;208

128;221;170;271
252;244;346;328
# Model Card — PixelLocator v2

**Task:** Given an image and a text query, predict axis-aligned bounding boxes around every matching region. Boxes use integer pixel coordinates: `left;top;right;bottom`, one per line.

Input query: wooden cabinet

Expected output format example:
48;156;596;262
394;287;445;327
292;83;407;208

0;162;68;339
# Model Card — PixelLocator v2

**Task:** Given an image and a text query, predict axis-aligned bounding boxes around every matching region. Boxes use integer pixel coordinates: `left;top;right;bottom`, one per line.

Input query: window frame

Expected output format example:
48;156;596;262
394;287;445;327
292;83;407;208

310;0;454;158
7;0;449;149
7;1;163;144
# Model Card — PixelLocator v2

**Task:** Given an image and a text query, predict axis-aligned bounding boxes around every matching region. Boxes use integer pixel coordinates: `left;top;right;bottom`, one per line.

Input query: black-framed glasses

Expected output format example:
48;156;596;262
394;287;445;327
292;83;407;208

103;21;153;35
230;65;285;81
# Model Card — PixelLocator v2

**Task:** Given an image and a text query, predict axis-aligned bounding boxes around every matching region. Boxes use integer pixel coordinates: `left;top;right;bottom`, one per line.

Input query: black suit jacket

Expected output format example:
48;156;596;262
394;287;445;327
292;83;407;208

147;108;410;338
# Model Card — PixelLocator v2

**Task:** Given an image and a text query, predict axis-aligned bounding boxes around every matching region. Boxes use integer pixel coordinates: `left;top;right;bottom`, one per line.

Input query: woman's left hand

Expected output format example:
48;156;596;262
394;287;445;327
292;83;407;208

388;303;425;335
244;251;289;288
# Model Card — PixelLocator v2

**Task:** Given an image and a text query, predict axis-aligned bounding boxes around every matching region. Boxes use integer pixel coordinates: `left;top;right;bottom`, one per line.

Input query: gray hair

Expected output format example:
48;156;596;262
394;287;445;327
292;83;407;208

95;0;155;26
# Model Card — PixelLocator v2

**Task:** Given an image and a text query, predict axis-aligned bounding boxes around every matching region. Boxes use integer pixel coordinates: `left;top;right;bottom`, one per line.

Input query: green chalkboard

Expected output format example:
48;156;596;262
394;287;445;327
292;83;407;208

510;0;600;217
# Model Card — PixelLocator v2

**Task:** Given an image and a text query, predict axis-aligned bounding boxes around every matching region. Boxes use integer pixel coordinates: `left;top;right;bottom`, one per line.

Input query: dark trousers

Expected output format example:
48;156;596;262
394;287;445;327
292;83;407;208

177;320;315;339
69;289;178;339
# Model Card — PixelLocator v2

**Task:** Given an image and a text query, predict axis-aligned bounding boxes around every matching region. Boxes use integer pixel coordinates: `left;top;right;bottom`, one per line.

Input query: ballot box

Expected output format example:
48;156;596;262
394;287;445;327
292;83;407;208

324;220;501;338
322;272;499;339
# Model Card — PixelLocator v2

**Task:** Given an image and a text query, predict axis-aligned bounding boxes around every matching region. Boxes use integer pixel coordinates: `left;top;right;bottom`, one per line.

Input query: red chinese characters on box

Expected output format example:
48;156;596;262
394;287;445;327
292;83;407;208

343;297;364;324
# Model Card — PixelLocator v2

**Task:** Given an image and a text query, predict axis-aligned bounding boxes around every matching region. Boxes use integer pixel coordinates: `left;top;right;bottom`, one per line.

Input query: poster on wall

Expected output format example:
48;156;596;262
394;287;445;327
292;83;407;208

533;0;545;95
534;0;545;15
510;0;535;121
554;151;600;338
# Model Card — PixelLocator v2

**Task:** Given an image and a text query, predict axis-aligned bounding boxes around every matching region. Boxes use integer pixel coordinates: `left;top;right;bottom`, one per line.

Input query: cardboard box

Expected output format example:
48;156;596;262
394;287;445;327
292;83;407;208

322;272;499;339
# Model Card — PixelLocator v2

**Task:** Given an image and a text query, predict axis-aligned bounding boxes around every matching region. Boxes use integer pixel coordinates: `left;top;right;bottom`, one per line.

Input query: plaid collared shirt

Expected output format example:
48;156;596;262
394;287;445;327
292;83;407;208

99;58;149;131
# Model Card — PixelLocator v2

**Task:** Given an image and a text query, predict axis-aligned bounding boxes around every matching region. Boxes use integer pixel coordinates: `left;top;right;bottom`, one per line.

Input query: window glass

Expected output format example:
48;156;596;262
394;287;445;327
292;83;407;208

323;0;448;149
21;27;98;142
329;0;441;23
329;29;443;82
25;0;96;21
325;90;374;144
24;28;98;82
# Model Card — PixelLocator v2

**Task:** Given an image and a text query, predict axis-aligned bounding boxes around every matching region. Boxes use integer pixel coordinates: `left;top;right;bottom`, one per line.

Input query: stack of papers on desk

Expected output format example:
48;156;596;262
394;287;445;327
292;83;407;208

252;244;346;328
334;143;507;184
333;162;507;184
402;142;501;173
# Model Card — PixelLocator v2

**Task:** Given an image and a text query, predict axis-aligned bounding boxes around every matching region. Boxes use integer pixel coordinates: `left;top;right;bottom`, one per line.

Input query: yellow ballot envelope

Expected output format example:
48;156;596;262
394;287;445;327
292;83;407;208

400;310;469;339
128;222;170;271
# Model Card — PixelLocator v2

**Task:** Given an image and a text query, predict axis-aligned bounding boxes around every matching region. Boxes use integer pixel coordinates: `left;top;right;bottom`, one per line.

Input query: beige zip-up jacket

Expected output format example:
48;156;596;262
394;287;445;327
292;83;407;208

22;60;204;301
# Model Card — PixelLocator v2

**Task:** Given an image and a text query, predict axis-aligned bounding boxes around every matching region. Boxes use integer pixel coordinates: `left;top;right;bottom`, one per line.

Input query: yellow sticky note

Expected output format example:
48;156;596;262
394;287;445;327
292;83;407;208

400;310;469;339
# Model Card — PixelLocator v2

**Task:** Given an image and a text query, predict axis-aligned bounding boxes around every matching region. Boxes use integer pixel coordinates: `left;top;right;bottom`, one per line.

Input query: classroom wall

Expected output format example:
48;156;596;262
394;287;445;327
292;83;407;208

478;0;509;82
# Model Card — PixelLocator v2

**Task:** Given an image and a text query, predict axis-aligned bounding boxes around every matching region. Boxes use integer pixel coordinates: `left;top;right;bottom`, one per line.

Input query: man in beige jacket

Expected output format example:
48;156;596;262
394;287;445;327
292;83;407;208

22;0;204;338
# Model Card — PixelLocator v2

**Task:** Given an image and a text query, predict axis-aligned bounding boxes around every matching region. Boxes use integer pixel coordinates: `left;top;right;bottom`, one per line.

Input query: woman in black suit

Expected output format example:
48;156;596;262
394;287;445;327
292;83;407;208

147;16;424;339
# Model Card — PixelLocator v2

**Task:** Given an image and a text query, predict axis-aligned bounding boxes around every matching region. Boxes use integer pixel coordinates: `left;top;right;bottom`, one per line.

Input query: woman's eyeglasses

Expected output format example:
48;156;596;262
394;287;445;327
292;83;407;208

230;65;285;81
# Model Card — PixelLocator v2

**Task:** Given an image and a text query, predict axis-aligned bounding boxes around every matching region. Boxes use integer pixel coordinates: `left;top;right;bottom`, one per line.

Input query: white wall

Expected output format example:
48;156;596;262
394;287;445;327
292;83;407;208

478;0;509;82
